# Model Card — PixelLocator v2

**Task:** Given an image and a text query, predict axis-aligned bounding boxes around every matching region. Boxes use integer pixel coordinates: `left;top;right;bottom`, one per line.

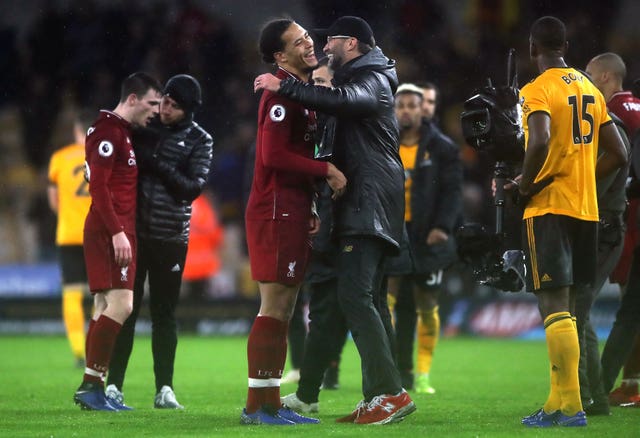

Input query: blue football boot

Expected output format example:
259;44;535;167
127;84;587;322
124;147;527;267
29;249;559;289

556;411;587;427
277;406;320;424
522;408;560;427
240;408;295;425
74;382;119;411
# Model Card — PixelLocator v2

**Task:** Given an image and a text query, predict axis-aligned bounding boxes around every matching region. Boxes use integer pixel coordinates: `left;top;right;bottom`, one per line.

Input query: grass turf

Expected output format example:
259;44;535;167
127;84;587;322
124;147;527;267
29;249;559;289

0;335;635;437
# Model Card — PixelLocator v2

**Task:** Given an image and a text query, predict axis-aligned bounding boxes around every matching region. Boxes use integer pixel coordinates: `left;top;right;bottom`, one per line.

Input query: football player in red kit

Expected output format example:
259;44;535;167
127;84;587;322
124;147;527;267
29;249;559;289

74;72;162;411
242;19;346;425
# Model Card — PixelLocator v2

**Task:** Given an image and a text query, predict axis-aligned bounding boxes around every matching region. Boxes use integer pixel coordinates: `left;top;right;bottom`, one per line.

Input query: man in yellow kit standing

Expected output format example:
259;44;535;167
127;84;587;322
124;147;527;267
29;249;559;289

518;16;627;427
47;110;94;366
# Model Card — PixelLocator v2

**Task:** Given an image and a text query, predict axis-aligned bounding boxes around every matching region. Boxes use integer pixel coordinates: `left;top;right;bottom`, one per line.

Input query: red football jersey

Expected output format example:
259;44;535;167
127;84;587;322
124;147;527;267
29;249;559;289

246;67;328;222
84;110;138;235
608;91;640;138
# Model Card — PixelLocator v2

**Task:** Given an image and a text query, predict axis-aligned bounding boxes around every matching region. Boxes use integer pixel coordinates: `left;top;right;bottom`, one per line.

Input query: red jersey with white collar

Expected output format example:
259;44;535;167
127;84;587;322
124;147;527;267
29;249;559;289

84;110;138;235
246;68;328;222
608;91;640;138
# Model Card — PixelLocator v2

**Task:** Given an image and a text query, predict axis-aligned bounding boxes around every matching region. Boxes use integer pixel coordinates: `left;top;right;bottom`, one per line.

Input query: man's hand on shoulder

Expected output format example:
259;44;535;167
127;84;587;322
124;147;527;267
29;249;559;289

254;74;282;93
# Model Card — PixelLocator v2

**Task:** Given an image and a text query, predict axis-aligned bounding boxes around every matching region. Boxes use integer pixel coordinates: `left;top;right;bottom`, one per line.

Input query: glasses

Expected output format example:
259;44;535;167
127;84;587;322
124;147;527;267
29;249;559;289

326;35;352;43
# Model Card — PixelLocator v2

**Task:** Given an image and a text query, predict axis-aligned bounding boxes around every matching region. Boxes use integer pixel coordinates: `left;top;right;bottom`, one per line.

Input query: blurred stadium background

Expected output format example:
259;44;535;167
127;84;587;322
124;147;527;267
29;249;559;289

0;0;638;337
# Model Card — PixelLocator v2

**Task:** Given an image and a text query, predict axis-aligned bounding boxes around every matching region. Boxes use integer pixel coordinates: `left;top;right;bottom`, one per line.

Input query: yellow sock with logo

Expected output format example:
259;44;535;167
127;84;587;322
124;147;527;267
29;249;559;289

543;359;561;414
63;288;86;359
387;293;397;327
417;306;440;374
543;311;582;415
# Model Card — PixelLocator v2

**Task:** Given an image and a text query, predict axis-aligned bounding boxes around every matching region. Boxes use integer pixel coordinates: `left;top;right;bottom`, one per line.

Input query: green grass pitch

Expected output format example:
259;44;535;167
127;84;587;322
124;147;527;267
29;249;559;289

0;335;635;437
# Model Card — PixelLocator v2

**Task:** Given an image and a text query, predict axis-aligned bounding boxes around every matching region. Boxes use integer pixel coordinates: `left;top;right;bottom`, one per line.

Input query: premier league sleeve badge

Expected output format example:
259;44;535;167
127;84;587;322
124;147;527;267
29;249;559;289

269;104;286;122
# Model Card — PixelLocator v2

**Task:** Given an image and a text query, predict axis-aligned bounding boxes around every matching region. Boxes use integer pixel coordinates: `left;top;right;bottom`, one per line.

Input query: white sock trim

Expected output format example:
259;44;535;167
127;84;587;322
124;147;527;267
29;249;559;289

84;367;102;378
248;377;281;388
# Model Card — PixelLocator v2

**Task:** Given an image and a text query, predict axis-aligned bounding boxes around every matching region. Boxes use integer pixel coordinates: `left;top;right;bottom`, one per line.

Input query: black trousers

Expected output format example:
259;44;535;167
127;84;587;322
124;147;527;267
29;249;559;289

601;245;640;393
297;277;348;403
288;291;307;370
336;236;402;401
574;221;624;402
108;238;187;393
395;276;417;374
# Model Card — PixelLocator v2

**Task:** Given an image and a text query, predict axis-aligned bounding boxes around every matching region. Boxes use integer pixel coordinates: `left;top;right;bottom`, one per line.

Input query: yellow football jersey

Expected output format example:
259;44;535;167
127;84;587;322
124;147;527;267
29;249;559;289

399;143;418;222
48;143;91;245
520;67;612;221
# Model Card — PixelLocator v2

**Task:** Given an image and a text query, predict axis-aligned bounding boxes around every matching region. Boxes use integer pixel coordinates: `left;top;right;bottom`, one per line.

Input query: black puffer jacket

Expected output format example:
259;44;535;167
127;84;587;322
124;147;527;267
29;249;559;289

279;47;404;250
408;119;463;271
134;117;213;243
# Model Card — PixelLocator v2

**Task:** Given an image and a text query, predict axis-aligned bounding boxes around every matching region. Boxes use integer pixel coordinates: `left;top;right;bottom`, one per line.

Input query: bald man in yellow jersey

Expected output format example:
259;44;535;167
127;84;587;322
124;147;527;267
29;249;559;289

48;110;94;367
518;16;627;428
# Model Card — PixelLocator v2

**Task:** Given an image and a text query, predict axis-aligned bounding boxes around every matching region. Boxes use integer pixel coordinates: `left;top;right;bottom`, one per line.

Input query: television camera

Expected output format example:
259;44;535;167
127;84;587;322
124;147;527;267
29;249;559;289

458;49;526;292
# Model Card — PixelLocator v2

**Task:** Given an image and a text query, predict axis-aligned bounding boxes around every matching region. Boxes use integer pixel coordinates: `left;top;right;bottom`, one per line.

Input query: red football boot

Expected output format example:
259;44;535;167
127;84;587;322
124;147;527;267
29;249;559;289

609;381;639;406
353;390;416;425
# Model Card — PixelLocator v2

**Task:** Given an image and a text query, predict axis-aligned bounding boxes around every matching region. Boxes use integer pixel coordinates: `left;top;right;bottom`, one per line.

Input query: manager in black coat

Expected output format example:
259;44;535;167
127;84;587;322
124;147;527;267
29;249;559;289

254;16;415;423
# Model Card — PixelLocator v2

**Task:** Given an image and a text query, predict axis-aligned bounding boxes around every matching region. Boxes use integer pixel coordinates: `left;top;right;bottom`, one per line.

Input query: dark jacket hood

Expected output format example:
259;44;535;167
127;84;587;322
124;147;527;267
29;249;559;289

334;47;398;93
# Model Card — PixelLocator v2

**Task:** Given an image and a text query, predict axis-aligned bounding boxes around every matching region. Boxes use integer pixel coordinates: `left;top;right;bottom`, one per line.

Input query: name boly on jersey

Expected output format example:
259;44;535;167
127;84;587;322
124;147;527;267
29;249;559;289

559;71;584;85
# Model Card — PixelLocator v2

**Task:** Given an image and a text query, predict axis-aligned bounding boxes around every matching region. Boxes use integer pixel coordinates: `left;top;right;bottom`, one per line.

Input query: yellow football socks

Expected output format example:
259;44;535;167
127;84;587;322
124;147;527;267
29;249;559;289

387;293;397;327
417;306;440;374
62;287;86;360
544;360;561;413
543;311;582;415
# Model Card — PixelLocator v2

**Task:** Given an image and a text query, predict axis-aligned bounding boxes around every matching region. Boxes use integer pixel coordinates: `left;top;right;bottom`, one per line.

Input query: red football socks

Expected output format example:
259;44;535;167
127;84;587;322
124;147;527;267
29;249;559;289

83;314;122;385
85;319;96;362
246;315;288;413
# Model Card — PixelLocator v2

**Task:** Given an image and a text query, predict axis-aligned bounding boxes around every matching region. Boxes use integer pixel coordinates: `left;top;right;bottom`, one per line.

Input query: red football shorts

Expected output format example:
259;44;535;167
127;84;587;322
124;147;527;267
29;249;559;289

83;229;136;293
246;219;310;285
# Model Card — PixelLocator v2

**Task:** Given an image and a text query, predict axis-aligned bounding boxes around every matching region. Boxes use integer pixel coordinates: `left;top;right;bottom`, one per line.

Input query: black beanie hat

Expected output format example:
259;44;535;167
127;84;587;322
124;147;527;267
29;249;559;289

163;74;202;114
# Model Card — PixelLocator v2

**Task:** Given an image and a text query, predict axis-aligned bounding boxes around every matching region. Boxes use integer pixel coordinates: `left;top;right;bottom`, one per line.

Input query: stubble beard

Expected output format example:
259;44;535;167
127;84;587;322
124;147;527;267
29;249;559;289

328;53;343;70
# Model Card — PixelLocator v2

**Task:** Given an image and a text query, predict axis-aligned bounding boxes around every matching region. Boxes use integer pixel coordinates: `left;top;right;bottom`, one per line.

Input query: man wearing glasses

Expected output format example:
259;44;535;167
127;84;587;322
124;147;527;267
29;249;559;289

254;16;415;425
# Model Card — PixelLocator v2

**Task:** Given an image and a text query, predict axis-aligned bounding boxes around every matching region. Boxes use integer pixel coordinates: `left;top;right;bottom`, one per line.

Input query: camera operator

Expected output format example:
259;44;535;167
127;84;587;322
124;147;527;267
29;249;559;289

572;109;630;416
586;53;640;407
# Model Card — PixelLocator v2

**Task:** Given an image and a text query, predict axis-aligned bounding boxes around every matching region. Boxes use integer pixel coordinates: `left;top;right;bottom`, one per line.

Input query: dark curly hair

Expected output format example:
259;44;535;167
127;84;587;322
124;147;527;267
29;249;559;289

259;18;294;64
